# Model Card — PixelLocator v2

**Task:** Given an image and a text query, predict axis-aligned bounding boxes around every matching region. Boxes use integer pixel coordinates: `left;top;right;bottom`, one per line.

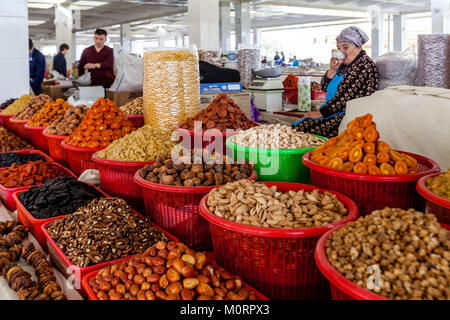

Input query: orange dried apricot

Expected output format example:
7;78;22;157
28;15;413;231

329;157;344;170
394;160;408;175
363;154;377;166
350;140;364;149
363;126;378;142
389;150;403;162
368;165;381;175
349;147;363;163
377;141;391;153
377;152;390;164
352;127;364;140
401;154;418;168
342;162;354;172
317;156;331;167
338;147;352;161
358;113;373;128
380;163;395;175
327;137;338;146
353;162;368;174
363;142;375;154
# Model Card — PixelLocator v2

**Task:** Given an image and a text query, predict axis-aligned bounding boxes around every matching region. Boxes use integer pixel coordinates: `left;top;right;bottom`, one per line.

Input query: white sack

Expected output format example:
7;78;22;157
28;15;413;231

109;46;143;92
340;86;450;170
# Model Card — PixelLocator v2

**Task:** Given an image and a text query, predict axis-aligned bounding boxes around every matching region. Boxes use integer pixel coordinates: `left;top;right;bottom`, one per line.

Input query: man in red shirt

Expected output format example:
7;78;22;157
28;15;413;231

78;29;115;88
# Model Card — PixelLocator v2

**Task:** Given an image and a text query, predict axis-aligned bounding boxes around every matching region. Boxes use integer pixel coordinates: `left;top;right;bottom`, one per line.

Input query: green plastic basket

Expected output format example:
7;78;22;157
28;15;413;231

226;135;327;184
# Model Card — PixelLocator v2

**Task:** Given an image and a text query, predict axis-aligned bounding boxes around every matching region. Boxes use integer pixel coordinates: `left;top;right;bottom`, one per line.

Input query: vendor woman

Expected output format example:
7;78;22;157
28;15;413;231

293;26;379;138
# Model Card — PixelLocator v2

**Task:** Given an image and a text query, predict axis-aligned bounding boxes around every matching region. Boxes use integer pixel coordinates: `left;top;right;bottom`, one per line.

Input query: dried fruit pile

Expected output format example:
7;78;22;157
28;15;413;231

0;152;46;168
282;74;299;88
96;125;174;162
207;180;348;228
179;94;256;132
27;99;72;127
13;95;52;120
45;105;87;136
0;127;31;152
47;198;169;267
140;154;254;187
0;161;68;188
64;98;134;148
426;170;450;200
120;97;143;115
311;113;420;175
1;95;32;115
0;98;15;110
88;240;259;300
326;208;450;300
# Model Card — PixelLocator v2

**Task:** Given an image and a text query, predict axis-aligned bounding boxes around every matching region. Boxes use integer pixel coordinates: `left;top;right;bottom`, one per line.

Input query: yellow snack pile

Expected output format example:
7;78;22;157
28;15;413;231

96;125;174;161
1;94;32;115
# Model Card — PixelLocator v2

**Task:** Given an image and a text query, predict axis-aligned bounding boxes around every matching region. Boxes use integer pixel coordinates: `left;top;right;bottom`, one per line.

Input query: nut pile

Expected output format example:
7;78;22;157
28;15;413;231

64;98;134;148
141;154;254;187
0;98;16;110
45;105;87;136
0;221;66;300
326;208;450;300
0;127;31;152
96;125;174;162
179;94;257;132
232;124;326;149
426;170;450;200
0;161;68;188
27;99;72;127
18;177;103;220
0;152;46;168
120;97;143;115
13;94;52;120
311;113;420;175
207;180;348;228
47;198;169;267
88;240;258;300
1;95;32;115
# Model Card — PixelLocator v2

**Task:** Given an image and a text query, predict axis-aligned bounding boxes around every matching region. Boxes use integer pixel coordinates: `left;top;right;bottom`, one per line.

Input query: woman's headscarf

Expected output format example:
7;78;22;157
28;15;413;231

336;26;369;47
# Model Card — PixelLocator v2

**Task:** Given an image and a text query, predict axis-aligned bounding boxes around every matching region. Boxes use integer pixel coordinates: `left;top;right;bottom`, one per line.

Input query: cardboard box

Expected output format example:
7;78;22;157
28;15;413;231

200;92;251;120
105;90;143;107
49;85;73;100
41;80;56;96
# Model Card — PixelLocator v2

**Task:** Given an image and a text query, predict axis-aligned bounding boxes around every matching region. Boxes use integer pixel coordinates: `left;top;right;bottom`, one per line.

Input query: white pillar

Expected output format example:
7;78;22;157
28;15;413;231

120;23;132;52
157;27;166;49
253;28;262;47
393;14;407;52
431;0;449;33
175;33;184;48
219;2;231;51
188;0;219;50
55;5;73;69
235;2;251;49
371;11;385;59
0;0;28;101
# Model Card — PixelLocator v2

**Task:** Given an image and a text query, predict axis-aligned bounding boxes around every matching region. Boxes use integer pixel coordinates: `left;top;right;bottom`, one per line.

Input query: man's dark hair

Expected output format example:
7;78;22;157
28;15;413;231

60;43;69;52
29;38;33;50
94;29;107;36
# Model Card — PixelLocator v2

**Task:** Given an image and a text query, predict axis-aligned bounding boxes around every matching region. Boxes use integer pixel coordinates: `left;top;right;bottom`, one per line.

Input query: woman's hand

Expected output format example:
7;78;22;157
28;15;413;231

327;57;343;79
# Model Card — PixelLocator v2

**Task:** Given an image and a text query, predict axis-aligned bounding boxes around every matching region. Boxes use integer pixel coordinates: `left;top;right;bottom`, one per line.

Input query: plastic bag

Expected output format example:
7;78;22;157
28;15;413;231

76;72;91;86
375;47;417;90
109;46;143;92
78;169;100;186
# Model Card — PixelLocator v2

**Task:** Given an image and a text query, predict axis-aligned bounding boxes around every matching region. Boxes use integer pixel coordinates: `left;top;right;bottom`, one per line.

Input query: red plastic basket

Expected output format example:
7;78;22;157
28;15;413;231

303;150;440;215
43;131;68;166
135;168;258;251
25;124;49;153
283;87;298;105
0;114;14;131
417;172;450;224
8;118;30;141
41;213;178;295
14;184;109;250
315;223;450;300
0;162;76;211
199;182;360;300
92;154;153;211
81;257;269;300
61;141;104;176
126;115;144;129
0;149;53;168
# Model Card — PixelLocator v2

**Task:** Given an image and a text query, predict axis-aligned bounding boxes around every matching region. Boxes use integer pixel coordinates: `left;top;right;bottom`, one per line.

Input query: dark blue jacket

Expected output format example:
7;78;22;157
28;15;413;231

29;48;46;95
53;52;67;77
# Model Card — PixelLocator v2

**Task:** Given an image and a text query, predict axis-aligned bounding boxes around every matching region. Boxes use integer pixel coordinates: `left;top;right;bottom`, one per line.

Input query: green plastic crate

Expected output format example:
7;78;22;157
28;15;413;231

226;135;327;184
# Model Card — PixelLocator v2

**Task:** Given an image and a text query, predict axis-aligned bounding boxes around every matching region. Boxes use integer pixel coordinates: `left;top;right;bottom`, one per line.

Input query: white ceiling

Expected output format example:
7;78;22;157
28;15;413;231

28;0;435;40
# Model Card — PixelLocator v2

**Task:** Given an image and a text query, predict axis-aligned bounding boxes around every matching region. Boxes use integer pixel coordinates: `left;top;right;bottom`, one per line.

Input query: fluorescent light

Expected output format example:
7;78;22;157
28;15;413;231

28;20;47;26
72;1;107;6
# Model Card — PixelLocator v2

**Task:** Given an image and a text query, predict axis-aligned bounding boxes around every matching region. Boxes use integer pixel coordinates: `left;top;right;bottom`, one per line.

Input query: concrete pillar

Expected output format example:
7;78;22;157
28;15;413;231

431;0;449;33
235;2;251;49
371;10;385;59
120;23;132;52
219;2;231;51
253;28;262;47
393;14;407;52
55;4;73;71
175;33;184;48
157;27;166;49
0;0;28;101
188;0;219;50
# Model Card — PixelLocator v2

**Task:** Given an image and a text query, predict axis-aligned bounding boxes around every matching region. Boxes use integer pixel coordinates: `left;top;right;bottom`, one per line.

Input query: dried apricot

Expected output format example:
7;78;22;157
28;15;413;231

349;147;363;163
358;113;373;128
329;157;344;170
401;154;418;168
363;154;377;166
368;165;381;175
377;152;390;164
377;141;391;153
363;142;375;154
394;161;408;175
342;162;354;172
380;163;395;175
363;126;378;142
338;147;352;161
352;127;364;141
353;162;368;174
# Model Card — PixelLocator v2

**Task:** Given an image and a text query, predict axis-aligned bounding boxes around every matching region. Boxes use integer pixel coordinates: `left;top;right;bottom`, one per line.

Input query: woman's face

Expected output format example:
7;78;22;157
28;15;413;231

337;43;361;64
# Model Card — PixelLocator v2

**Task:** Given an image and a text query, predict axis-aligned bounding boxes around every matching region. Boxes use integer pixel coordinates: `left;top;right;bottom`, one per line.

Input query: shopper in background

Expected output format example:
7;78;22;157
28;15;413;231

53;43;69;77
78;28;115;88
273;51;280;62
293;26;379;138
29;39;46;95
281;51;286;62
292;56;300;67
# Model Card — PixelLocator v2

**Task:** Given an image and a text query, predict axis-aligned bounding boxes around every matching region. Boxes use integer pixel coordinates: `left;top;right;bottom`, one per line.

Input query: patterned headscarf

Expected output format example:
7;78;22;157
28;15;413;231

336;26;369;47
